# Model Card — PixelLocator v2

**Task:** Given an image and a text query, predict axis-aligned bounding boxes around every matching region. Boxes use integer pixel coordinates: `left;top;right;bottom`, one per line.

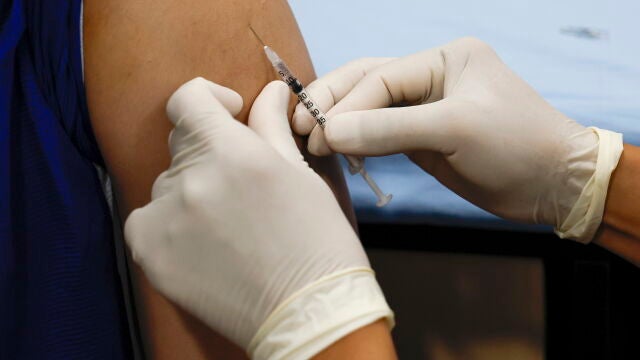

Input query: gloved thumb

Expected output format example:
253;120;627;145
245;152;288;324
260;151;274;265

167;77;243;125
166;77;244;156
324;99;458;156
249;81;305;165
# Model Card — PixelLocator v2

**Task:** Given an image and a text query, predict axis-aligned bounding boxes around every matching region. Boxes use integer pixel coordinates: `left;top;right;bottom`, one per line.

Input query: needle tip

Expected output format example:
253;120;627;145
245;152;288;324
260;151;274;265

249;25;266;46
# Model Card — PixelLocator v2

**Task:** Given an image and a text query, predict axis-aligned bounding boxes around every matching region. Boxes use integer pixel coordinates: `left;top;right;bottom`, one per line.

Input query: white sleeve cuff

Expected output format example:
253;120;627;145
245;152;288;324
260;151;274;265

248;268;394;360
555;127;623;243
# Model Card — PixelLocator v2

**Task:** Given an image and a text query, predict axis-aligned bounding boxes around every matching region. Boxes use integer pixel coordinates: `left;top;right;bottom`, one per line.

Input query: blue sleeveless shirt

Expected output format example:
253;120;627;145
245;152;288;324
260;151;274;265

1;1;132;358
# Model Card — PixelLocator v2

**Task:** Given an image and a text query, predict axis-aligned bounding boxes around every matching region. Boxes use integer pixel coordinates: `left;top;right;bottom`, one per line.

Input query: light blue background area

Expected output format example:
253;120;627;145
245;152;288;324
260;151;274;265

289;0;640;231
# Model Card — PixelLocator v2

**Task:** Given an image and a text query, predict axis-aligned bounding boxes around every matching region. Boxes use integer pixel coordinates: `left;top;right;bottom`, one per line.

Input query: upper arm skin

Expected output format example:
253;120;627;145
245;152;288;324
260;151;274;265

83;1;355;358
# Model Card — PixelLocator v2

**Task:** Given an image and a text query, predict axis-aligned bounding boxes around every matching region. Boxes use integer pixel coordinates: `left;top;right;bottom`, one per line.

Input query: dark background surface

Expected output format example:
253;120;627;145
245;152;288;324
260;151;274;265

362;223;640;359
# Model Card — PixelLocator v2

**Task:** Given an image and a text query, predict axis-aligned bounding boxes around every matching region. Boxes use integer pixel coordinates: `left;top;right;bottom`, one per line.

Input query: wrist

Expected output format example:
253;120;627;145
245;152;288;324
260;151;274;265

312;319;397;360
554;127;623;243
600;144;640;235
248;268;394;360
594;144;640;265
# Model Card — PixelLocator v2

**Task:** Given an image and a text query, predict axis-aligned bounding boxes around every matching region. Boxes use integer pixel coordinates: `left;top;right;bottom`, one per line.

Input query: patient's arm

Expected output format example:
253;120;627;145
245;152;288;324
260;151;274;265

83;0;355;358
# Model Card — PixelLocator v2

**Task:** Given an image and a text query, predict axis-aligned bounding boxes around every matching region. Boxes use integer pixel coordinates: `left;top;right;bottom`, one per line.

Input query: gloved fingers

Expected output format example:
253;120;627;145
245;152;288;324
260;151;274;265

166;77;244;157
305;50;447;156
326;48;446;118
292;58;394;136
167;77;243;124
249;81;305;165
322;99;459;156
307;125;333;156
124;204;162;269
124;197;189;290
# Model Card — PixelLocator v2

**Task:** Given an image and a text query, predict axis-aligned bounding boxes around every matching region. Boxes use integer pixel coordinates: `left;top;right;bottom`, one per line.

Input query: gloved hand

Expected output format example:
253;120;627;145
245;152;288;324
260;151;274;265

293;38;623;243
124;78;393;359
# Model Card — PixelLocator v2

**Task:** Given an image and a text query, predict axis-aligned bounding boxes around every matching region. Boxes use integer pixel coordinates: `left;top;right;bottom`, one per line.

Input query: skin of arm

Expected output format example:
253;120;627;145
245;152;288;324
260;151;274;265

594;144;640;266
83;0;357;358
313;320;397;360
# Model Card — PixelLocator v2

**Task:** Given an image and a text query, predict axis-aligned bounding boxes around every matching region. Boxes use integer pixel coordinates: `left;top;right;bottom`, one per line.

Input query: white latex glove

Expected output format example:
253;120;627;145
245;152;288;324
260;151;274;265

293;38;623;243
124;78;393;359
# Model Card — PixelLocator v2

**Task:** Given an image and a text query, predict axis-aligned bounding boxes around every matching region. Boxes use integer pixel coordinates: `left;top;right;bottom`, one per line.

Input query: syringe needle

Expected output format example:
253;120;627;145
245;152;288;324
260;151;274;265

249;25;266;46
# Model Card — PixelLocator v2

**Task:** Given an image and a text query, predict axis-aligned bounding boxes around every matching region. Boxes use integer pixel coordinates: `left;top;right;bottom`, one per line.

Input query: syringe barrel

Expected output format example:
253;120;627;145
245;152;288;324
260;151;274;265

265;46;327;128
274;62;304;94
295;88;327;128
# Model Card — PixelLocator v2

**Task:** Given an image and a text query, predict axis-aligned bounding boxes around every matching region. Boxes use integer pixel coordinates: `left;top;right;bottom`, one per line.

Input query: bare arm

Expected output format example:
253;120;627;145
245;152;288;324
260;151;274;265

313;320;397;360
594;144;640;266
83;0;354;358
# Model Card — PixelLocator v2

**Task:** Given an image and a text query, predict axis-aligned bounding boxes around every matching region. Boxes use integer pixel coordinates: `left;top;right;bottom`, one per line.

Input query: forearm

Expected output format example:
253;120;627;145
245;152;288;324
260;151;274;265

312;320;397;360
594;144;640;265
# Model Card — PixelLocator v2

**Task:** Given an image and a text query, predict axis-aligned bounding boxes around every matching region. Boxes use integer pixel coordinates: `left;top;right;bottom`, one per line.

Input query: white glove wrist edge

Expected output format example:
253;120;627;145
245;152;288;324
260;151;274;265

555;127;624;243
248;267;394;360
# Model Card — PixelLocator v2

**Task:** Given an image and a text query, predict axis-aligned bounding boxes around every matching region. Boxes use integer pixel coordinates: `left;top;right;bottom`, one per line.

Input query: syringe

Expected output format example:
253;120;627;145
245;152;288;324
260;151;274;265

263;45;392;207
